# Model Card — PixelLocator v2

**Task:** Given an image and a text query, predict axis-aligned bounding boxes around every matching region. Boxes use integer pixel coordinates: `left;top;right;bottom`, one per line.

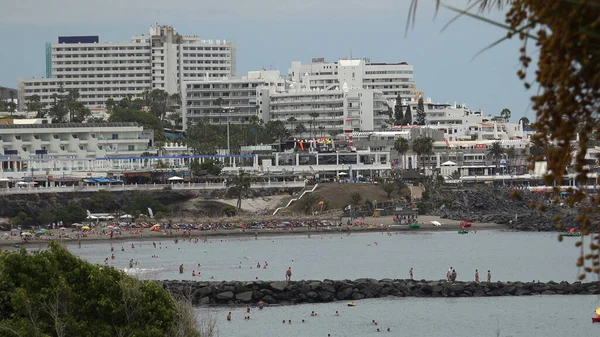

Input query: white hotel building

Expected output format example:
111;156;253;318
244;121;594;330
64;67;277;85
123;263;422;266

288;58;416;101
18;24;235;110
267;79;388;138
0;122;154;162
182;70;285;129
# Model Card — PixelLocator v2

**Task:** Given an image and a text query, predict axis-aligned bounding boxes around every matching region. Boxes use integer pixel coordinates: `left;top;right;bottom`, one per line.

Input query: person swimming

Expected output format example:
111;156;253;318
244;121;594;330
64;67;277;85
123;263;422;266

335;311;339;316
226;312;231;321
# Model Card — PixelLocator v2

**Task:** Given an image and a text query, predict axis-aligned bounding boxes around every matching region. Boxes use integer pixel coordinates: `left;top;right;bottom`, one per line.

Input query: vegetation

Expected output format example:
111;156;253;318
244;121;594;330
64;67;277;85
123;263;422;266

0;88;18;113
394;137;410;170
393;94;404;125
412;136;434;175
36;204;87;225
221;205;237;217
350;191;362;211
124;196;170;218
404;105;413;125
416;96;426;125
381;182;396;198
410;0;600;277
299;193;320;214
226;170;252;210
189;159;223;178
0;242;201;337
500;108;511;121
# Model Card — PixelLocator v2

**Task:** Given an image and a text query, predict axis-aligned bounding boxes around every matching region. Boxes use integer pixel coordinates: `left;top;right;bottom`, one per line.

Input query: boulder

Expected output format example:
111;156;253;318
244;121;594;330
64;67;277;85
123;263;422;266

270;281;288;291
216;291;234;300
235;291;254;303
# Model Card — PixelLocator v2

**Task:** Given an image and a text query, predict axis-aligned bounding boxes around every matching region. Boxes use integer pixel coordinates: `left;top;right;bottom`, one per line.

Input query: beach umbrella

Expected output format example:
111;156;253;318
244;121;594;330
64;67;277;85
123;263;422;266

21;232;32;236
59;227;67;230
82;226;90;230
10;228;19;232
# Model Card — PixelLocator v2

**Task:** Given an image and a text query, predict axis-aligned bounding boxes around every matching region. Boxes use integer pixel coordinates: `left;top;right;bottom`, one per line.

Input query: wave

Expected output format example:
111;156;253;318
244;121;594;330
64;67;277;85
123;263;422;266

123;267;165;275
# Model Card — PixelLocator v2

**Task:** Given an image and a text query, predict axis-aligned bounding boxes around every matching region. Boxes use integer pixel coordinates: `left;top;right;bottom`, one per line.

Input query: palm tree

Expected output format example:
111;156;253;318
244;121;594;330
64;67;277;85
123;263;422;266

412;136;434;176
299;193;319;215
487;141;505;173
287;116;297;133
505;146;516;174
519;116;530;127
318;125;325;137
394;137;410;170
295;124;308;137
350;191;362;215
309;112;319;138
226;169;252;210
500;108;511;121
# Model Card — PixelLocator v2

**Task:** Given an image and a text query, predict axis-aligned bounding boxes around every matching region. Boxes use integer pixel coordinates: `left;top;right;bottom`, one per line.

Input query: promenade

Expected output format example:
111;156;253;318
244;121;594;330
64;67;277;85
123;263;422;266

0;181;305;194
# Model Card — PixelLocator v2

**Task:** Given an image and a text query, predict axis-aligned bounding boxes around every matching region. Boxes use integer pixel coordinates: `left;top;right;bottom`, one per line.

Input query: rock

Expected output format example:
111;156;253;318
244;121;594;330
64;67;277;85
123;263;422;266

270;281;288;291
351;292;366;300
262;295;276;304
235;291;253;303
336;287;354;300
216;291;234;300
198;296;211;305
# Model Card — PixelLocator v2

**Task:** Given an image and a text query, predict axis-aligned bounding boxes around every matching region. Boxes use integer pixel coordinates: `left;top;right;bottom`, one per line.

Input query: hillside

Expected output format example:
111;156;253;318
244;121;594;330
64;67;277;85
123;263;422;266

285;183;410;214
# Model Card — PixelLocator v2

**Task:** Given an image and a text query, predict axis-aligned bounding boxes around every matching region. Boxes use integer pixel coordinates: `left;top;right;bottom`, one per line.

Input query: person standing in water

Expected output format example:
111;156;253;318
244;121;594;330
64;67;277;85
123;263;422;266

409;267;413;280
487;270;492;283
475;269;480;283
286;267;292;281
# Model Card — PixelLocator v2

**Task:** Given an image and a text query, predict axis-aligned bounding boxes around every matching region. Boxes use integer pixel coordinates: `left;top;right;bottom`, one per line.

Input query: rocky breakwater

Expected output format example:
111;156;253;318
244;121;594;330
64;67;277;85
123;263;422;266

158;279;600;306
424;187;592;231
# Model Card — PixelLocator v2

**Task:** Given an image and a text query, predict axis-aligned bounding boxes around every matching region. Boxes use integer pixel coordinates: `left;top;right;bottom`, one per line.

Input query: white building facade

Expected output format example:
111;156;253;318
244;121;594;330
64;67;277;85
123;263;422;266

182;70;285;129
0;122;154;161
18;24;236;110
288;58;415;101
266;79;388;138
395;97;529;142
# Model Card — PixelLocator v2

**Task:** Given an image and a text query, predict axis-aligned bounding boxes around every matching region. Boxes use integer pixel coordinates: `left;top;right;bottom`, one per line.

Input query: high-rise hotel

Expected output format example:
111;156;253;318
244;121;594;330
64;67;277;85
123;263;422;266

18;24;236;109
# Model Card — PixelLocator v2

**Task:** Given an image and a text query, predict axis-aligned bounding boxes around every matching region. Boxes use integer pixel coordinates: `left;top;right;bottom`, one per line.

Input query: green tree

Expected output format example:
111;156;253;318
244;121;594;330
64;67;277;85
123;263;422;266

394;137;410;169
350;191;362;212
48;93;68;123
416;96;426;125
9;211;29;228
287;116;297;133
487;141;505;161
404;105;412;125
0;242;201;336
25;94;45;117
519;116;530;127
125;196;170;218
299;192;319;214
393;94;404;125
412;136;434;176
500;108;511;122
381;182;396;198
295;124;308;136
109;106;166;141
200;158;223;176
226;169;252;210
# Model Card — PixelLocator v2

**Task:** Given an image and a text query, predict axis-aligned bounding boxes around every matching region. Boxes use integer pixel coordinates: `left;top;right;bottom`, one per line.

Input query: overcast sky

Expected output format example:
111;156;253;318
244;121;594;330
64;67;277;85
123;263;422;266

0;0;535;120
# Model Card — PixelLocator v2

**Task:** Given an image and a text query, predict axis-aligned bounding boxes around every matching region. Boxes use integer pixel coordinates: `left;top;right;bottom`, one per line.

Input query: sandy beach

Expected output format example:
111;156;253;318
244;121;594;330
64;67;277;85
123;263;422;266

0;215;508;248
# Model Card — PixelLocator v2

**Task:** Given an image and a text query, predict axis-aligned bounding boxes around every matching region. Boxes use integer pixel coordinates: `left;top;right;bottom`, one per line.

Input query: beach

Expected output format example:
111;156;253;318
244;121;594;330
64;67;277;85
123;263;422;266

0;215;507;248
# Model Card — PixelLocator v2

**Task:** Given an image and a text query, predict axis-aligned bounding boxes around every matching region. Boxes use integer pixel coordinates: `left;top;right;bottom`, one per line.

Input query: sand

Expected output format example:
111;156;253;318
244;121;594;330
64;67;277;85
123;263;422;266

0;215;509;249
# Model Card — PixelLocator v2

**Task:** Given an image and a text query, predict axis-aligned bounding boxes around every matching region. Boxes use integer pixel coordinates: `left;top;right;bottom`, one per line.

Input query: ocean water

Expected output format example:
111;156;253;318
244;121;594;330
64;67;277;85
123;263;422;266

202;295;600;337
68;231;590;283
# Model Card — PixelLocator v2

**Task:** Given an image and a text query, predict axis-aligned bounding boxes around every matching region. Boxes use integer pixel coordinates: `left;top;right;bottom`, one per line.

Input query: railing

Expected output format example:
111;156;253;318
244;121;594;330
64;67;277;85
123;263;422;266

0;181;305;195
272;183;319;215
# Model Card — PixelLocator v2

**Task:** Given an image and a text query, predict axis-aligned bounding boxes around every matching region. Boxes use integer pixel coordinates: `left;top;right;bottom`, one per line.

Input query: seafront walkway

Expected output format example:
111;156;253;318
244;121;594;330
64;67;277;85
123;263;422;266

0;181;305;194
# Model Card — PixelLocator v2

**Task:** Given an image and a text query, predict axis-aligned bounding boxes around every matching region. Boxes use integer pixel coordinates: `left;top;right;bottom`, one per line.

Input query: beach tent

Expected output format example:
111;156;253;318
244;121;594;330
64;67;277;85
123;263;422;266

149;225;161;232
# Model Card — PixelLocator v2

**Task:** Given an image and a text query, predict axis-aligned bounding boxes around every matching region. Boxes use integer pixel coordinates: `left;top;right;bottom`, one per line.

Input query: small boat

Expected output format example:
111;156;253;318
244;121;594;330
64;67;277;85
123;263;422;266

347;302;356;307
458;230;469;234
409;223;420;229
592;316;600;323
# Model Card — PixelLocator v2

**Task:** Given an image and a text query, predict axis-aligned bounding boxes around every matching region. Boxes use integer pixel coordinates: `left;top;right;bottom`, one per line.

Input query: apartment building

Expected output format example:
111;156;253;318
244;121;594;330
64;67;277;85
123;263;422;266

18;24;235;110
287;58;415;101
267;80;387;138
0;122;154;161
182;70;285;129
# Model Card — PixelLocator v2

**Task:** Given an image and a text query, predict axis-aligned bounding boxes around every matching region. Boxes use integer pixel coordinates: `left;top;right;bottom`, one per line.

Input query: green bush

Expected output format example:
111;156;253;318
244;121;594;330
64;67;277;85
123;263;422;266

0;242;199;336
221;205;237;217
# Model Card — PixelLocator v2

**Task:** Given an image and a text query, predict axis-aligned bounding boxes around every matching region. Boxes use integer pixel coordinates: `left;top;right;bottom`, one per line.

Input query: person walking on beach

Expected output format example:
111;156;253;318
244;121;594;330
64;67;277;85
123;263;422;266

409;267;413;280
487;270;491;283
286;267;292;281
475;269;480;283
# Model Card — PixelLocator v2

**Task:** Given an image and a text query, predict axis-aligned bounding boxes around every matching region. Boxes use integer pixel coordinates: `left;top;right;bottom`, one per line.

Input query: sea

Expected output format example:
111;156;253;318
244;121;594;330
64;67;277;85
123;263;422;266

63;231;600;336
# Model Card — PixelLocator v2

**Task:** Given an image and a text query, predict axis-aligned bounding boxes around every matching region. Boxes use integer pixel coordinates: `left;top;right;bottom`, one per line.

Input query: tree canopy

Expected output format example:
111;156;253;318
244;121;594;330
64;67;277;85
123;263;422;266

0;242;198;337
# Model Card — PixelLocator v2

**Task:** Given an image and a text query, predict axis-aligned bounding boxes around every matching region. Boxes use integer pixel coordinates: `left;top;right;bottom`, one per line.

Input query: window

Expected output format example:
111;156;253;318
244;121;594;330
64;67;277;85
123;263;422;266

128;145;135;151
112;134;118;140
15;136;21;140
72;134;78;138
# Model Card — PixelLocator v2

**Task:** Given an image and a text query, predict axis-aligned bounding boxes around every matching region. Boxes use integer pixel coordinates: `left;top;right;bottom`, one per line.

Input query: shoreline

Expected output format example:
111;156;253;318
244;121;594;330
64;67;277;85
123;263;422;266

0;217;510;248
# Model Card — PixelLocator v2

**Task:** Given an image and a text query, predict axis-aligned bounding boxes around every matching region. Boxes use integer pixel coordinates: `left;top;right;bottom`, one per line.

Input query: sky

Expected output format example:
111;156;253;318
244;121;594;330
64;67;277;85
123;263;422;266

0;0;536;121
